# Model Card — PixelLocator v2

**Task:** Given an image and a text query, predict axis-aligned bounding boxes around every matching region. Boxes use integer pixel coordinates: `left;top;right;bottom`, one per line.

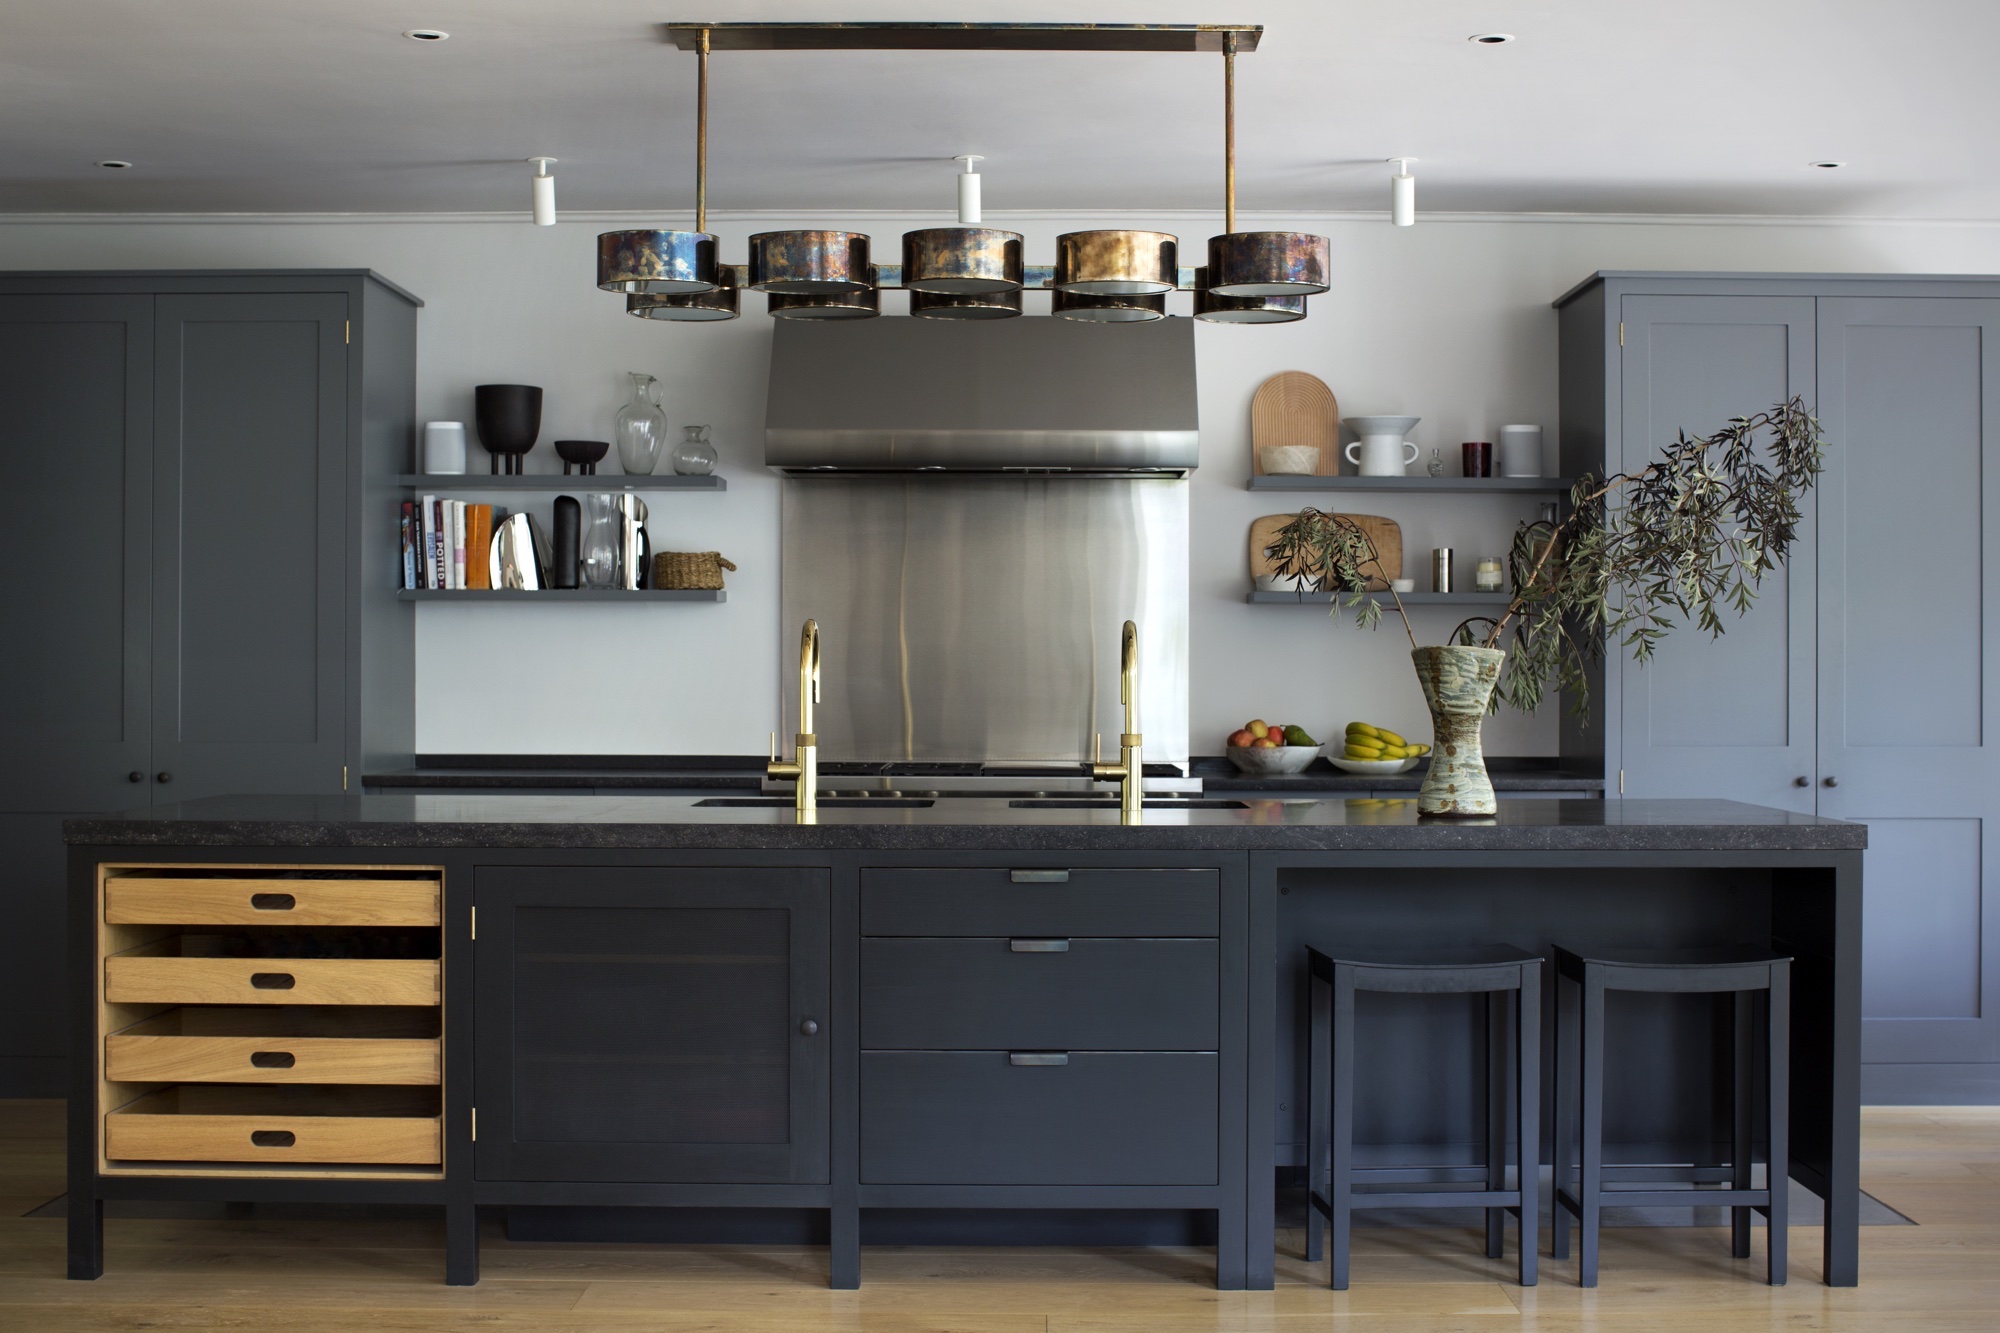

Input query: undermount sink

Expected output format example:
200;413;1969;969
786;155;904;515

693;797;936;809
1007;798;1249;810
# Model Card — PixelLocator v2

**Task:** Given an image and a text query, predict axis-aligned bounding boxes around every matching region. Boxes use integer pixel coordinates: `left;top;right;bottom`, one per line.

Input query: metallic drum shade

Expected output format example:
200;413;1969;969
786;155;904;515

902;227;1025;293
768;268;881;320
597;230;720;293
907;288;1022;320
1205;230;1330;296
626;266;741;322
1054;230;1178;294
1191;266;1304;324
747;230;874;294
1052;289;1168;323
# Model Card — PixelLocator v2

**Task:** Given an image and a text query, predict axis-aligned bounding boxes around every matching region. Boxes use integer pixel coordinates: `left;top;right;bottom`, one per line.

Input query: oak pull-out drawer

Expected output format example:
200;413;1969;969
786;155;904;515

860;867;1219;937
105;876;440;927
106;1035;441;1085
862;938;1218;1050
861;1051;1218;1185
106;1087;439;1166
105;956;440;1007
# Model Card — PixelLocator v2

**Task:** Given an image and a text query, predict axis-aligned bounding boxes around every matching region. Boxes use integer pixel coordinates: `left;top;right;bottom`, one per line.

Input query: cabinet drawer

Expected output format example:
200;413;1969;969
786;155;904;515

861;1051;1217;1185
106;1087;439;1166
107;1035;440;1085
861;868;1218;937
862;938;1218;1050
105;956;439;1007
106;876;440;927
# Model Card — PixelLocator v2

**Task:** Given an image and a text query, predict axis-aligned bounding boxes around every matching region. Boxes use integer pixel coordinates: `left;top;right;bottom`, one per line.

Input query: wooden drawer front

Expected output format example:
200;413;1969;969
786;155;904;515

861;1051;1217;1185
106;1112;440;1165
860;868;1218;938
106;1035;441;1085
106;877;439;927
105;957;440;1007
862;938;1218;1050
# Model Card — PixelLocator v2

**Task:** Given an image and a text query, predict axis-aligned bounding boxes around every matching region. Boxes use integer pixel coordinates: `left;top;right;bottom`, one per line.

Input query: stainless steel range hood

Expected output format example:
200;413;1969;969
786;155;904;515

764;316;1199;474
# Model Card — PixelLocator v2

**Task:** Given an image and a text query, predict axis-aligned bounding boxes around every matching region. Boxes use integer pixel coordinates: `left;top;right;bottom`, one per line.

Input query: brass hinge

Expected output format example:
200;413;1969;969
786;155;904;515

341;765;348;792
471;1107;478;1141
1618;768;1626;794
470;905;477;940
1618;321;1624;347
344;319;351;345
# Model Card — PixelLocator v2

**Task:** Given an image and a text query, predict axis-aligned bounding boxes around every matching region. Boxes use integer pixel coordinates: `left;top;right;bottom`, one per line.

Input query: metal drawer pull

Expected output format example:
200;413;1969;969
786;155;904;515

1008;1051;1070;1067
1009;870;1070;883
249;1051;297;1069
249;972;296;990
249;893;297;911
249;1130;296;1148
1010;938;1071;952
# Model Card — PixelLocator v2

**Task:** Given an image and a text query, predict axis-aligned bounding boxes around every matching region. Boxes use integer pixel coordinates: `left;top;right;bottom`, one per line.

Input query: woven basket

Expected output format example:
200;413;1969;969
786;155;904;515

652;551;737;591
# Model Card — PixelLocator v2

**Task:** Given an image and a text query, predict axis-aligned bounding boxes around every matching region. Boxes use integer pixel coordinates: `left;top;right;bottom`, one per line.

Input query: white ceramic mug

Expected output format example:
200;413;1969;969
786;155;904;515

1345;435;1420;476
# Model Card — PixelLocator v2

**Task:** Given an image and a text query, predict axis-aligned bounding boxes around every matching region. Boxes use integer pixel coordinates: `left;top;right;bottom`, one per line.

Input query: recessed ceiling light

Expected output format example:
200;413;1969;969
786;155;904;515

403;29;449;42
95;160;132;169
1469;33;1515;45
1808;160;1846;169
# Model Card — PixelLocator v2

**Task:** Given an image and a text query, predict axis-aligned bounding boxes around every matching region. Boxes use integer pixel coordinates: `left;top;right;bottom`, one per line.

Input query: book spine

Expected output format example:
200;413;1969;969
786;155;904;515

467;504;493;590
400;501;416;589
453;501;467;589
431;497;447;589
420;495;437;590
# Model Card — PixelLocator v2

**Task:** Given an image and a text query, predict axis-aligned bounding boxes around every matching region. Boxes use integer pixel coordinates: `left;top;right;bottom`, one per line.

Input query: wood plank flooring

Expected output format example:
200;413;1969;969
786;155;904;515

0;1100;1994;1331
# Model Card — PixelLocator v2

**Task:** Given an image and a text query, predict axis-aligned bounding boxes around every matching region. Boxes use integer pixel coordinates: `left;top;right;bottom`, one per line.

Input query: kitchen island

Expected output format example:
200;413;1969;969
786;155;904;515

65;795;1863;1289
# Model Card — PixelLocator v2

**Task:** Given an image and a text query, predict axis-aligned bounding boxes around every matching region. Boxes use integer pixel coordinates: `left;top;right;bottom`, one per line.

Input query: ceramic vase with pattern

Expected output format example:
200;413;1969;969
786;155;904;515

1412;645;1506;817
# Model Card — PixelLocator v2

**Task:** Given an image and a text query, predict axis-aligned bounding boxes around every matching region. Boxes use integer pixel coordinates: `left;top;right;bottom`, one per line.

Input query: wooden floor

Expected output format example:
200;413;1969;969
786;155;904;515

0;1102;1995;1332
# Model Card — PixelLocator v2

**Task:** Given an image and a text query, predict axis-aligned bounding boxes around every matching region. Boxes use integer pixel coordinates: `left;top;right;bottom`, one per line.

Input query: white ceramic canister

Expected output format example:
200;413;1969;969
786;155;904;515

1498;424;1543;478
1342;415;1422;476
423;421;468;474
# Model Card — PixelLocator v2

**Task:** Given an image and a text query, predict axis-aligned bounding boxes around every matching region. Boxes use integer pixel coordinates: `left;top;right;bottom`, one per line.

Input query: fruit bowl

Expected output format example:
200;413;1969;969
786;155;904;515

1225;745;1322;775
1327;755;1424;776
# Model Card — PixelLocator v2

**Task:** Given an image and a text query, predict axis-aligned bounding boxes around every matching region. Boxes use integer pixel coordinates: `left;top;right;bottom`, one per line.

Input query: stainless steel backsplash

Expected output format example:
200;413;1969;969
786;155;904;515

781;475;1189;764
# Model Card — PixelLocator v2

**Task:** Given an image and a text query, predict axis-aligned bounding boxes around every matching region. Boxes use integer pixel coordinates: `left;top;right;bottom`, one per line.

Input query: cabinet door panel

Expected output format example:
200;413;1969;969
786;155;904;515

476;866;830;1184
152;294;347;800
1617;296;1818;811
1817;297;2000;1064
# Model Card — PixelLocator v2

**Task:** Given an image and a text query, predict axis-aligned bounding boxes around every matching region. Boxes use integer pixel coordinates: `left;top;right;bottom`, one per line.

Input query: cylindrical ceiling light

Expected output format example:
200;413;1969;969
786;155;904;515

1051;289;1167;323
1054;230;1178;294
1389;158;1417;227
529;158;557;226
767;267;881;319
908;288;1022;320
626;265;741;322
1191;266;1304;324
1205;32;1329;299
598;27;720;293
747;230;874;293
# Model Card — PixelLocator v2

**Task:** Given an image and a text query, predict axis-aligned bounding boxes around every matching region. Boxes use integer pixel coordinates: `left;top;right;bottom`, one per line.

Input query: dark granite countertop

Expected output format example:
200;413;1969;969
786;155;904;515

65;795;1863;854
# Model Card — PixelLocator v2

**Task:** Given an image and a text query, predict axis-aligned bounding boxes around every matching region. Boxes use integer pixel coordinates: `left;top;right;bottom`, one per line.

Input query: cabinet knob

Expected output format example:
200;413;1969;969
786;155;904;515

799;1018;819;1037
1793;776;1810;787
1823;775;1839;788
128;771;144;784
155;771;172;784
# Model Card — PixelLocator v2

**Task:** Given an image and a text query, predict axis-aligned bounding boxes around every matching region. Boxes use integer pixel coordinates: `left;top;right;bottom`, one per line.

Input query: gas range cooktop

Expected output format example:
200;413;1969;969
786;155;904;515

760;760;1199;798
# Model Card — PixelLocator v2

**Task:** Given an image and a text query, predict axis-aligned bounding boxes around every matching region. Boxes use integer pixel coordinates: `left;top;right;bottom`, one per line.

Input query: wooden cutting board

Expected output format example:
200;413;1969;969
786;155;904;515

1250;371;1338;476
1250;513;1401;590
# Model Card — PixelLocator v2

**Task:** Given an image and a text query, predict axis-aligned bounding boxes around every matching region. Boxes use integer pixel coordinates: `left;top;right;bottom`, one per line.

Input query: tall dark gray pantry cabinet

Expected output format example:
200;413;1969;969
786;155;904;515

1557;272;2000;1103
0;271;419;1095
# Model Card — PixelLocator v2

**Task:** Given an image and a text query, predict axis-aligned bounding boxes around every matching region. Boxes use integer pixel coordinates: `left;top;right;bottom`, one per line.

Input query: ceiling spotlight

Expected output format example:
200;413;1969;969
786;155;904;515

1808;160;1846;169
403;29;449;42
1389;158;1417;227
1469;33;1515;45
528;157;556;226
94;160;132;169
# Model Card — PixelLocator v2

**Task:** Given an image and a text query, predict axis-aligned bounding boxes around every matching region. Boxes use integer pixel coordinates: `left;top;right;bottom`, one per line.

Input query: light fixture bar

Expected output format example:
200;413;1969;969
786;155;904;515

695;26;709;233
1223;30;1236;234
659;22;1262;53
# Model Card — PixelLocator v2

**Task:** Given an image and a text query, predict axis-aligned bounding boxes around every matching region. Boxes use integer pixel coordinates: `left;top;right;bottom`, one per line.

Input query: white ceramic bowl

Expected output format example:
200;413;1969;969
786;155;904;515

1327;755;1423;775
1389;578;1415;593
1258;444;1322;476
1225;745;1322;775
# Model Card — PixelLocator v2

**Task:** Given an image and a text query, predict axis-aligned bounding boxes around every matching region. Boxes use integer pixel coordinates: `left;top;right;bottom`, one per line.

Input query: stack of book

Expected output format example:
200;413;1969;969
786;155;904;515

401;497;502;590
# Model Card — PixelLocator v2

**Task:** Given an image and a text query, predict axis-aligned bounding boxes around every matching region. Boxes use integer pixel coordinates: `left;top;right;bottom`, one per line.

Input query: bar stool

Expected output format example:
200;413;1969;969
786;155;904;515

1550;944;1790;1287
1305;944;1541;1289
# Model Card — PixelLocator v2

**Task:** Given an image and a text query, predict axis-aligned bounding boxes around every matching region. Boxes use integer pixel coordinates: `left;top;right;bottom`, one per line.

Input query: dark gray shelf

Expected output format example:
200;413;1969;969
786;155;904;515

398;474;726;491
1246;590;1509;607
1246;475;1570;493
398;589;727;603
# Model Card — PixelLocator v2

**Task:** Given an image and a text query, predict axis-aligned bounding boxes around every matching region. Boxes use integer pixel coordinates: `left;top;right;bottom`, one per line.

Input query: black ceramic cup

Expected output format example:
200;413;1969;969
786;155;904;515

474;384;543;475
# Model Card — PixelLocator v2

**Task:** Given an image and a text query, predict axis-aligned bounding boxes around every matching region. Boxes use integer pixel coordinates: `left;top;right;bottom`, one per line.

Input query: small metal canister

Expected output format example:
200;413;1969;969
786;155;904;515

1431;547;1453;593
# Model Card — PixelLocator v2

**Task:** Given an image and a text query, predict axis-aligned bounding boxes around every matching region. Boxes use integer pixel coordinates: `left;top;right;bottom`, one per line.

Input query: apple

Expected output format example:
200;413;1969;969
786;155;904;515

1226;729;1256;748
1253;736;1280;749
1246;719;1270;739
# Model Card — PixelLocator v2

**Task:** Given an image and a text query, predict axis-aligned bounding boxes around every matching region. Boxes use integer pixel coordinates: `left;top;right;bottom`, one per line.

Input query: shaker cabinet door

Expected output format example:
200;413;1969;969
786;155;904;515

1616;296;1820;813
475;866;831;1184
151;293;348;801
1815;297;2000;1066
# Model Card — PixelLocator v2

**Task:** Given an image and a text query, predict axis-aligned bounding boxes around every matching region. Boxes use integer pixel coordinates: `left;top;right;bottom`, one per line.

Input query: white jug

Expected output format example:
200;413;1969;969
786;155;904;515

1342;415;1421;476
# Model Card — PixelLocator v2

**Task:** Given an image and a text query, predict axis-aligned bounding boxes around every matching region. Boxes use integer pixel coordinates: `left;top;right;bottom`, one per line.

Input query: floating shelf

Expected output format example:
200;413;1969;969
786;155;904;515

398;589;726;603
397;474;726;492
1246;591;1509;607
1246;476;1570;494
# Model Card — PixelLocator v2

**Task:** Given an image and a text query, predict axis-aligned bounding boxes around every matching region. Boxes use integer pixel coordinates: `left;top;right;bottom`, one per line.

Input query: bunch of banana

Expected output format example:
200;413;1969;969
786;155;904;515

1343;722;1432;762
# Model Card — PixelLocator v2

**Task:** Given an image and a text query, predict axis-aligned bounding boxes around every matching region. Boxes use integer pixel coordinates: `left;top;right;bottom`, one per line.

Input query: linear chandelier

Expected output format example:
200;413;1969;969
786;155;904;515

597;21;1328;324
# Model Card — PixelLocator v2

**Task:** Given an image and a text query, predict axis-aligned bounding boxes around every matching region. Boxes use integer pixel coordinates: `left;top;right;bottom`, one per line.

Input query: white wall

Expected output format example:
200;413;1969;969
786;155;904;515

6;211;1996;757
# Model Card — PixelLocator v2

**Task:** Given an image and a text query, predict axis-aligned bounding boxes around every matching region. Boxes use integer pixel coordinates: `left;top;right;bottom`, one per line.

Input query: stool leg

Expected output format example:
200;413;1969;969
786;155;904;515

1578;973;1605;1289
1551;970;1572;1263
1766;969;1790;1286
1516;972;1541;1288
1329;969;1356;1291
1306;964;1330;1265
1485;991;1506;1261
1732;990;1753;1260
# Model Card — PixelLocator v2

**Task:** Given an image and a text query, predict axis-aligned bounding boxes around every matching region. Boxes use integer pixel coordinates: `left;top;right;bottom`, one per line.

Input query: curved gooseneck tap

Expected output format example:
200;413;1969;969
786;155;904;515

768;619;821;822
1090;619;1143;822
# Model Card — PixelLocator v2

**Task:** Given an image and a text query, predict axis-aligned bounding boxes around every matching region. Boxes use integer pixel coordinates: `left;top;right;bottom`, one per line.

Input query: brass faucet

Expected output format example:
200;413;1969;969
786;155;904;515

1090;619;1143;822
768;618;821;823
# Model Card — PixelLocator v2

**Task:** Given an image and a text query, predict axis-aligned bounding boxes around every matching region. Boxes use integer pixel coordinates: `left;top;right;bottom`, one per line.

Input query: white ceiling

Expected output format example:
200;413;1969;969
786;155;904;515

3;0;1997;219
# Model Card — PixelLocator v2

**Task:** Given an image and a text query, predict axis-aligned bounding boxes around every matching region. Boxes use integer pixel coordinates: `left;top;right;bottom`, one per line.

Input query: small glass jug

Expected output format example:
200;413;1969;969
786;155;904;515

672;424;718;477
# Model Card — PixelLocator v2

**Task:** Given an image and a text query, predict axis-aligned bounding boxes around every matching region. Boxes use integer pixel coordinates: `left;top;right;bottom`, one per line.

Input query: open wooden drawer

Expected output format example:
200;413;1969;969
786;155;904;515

105;1085;442;1167
107;1008;440;1085
105;936;440;1007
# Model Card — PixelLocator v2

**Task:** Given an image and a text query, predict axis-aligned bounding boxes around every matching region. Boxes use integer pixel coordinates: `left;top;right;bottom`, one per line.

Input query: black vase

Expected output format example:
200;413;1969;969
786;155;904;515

551;495;581;589
474;384;543;475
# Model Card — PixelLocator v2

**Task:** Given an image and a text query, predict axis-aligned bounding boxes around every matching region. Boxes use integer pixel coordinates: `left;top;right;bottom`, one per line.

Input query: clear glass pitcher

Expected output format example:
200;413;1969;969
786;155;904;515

672;424;718;477
614;372;667;476
581;494;621;588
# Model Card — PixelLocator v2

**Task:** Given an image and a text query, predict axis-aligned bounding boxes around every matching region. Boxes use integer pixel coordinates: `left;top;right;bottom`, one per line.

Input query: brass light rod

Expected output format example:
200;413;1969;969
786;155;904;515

659;22;1262;53
1223;30;1237;233
695;26;709;234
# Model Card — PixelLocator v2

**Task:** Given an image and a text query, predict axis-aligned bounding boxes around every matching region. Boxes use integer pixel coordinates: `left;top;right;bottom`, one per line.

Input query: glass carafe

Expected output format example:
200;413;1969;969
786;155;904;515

581;494;621;588
672;424;718;476
614;372;667;476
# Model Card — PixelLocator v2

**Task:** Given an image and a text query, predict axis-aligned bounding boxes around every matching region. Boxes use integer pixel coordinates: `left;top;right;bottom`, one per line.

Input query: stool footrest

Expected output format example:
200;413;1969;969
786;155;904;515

1316;1187;1522;1213
1555;1185;1772;1214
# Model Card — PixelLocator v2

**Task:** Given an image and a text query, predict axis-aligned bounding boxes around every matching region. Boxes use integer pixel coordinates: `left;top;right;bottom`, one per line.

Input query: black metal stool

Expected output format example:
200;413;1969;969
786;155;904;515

1305;945;1541;1289
1550;944;1790;1287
